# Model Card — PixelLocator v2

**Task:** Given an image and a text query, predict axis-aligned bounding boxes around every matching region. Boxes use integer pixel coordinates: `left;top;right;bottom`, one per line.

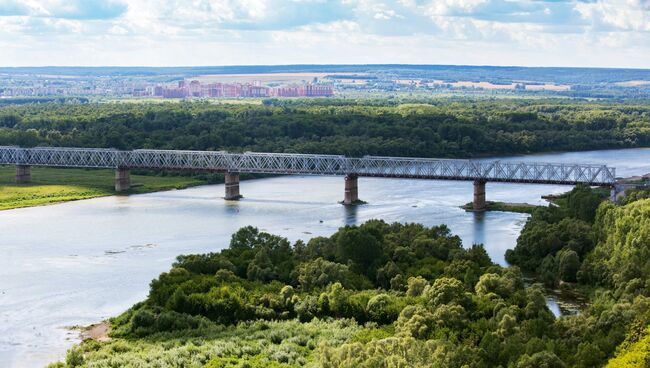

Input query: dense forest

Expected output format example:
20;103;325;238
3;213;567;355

49;186;650;367
1;99;650;157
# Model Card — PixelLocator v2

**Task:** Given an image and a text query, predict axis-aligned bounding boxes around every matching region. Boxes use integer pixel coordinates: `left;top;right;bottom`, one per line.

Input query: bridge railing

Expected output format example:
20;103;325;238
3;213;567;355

352;156;616;185
0;146;616;185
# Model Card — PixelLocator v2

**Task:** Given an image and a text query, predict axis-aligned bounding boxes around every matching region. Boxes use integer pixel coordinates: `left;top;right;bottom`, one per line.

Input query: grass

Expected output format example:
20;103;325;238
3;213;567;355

48;318;364;368
0;166;207;211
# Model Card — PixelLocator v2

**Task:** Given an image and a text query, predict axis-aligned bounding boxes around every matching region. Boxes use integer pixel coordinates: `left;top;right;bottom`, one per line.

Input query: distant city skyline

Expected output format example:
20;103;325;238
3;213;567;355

0;0;649;69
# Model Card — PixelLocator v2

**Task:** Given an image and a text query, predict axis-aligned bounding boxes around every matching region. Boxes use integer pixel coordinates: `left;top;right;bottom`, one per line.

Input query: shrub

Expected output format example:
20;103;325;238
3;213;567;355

406;276;429;297
366;294;399;324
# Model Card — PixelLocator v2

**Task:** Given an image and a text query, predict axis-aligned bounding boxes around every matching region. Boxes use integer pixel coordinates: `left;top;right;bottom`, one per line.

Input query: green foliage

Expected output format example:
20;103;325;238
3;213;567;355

505;188;650;368
59;208;650;368
557;249;580;283
514;351;566;368
296;258;358;291
606;325;650;367
506;186;601;272
424;277;467;308
334;226;383;278
365;294;400;324
406;276;429;297
65;346;84;368
581;198;650;293
1;99;648;159
566;185;603;222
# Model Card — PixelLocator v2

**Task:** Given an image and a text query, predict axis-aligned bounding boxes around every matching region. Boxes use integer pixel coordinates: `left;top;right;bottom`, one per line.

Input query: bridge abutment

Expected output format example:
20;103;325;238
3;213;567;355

15;165;31;184
473;180;486;211
225;172;242;200
343;174;359;205
115;168;131;192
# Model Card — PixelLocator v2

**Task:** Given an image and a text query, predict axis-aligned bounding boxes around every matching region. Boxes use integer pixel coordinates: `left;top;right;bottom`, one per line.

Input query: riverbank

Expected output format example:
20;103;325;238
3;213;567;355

78;322;111;342
461;200;539;214
0;166;207;210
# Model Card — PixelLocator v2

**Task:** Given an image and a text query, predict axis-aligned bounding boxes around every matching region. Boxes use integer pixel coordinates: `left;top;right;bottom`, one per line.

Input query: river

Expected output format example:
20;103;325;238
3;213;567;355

1;147;650;367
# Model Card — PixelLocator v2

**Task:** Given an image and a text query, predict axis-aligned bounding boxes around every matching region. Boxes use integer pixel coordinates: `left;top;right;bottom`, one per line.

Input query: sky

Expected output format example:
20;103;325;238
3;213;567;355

0;0;649;68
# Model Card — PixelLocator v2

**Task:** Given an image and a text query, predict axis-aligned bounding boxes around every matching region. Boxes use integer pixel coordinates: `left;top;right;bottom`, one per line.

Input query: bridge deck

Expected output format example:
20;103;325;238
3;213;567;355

0;146;616;185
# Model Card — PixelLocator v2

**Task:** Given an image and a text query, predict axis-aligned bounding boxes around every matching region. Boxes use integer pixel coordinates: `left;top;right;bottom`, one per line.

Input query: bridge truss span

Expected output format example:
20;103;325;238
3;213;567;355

0;146;616;186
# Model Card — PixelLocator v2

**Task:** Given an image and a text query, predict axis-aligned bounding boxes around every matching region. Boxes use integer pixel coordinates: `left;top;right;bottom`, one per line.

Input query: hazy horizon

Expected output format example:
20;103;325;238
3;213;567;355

1;63;650;70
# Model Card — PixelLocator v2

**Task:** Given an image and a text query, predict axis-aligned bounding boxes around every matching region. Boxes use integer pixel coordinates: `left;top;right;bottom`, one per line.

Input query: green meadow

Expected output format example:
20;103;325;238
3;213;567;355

0;166;206;210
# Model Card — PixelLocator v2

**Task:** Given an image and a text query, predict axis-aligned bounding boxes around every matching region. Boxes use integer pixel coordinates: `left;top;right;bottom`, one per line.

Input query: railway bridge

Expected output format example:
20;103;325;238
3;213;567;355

0;146;617;211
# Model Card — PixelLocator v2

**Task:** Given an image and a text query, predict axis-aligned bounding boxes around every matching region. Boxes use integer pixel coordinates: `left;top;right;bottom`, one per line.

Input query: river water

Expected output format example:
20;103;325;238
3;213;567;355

1;148;650;367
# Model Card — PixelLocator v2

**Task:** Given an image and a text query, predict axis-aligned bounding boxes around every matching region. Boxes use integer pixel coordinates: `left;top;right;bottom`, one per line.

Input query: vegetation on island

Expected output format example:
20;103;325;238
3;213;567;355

461;201;539;214
49;186;650;367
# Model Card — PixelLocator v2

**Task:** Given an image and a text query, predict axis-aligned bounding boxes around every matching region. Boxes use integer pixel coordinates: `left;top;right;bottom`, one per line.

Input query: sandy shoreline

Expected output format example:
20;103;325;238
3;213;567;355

78;322;111;342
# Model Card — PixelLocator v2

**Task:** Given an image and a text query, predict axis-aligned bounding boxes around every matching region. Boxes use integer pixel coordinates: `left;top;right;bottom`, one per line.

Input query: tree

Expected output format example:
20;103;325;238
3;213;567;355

246;247;277;281
424;277;466;307
567;185;602;223
296;258;355;291
475;273;503;297
366;294;398;324
515;351;566;368
406;276;429;297
538;255;558;287
557;249;580;282
395;305;434;339
335;227;383;277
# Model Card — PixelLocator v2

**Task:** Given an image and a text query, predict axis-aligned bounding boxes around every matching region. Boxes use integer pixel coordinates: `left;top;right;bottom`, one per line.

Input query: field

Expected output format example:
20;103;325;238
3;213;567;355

0;166;206;210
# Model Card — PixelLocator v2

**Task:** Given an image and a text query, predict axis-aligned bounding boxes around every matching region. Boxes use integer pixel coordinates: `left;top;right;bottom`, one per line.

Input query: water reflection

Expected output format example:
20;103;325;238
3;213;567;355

343;204;359;224
472;211;486;247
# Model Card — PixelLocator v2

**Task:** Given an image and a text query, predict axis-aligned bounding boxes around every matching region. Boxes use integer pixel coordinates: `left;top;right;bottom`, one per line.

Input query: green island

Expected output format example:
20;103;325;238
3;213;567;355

461;201;539;214
46;185;650;368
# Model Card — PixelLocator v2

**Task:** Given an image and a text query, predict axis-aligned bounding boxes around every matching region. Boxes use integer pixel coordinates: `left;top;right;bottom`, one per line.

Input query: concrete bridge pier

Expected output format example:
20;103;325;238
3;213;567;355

225;172;242;200
115;168;131;192
473;180;487;211
343;174;359;205
15;165;31;184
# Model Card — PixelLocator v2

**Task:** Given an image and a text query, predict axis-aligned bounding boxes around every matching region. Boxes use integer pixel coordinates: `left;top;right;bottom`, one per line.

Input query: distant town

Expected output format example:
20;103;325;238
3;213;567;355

0;75;334;99
2;65;650;100
136;80;334;98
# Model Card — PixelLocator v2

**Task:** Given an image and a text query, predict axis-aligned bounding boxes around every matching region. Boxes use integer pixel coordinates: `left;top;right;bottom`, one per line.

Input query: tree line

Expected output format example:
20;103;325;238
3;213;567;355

2;99;650;158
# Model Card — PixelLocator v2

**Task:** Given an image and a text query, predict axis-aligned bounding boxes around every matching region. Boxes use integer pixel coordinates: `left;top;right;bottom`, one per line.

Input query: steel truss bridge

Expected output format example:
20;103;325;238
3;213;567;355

0;146;616;186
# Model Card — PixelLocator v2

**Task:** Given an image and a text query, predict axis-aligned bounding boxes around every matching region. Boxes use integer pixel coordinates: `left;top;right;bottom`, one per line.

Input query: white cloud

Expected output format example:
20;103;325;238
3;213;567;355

575;0;650;32
0;0;648;67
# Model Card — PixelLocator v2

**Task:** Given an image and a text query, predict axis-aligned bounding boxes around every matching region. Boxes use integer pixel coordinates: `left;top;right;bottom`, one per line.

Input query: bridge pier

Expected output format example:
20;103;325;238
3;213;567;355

473;180;486;211
115;168;131;192
15;165;31;184
225;172;242;200
343;175;359;205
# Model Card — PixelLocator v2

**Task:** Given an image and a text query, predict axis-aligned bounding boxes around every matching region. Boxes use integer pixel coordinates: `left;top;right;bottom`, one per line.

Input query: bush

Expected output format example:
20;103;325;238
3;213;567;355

296;258;356;291
424;277;466;307
406;276;429;297
395;305;434;339
365;294;399;324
